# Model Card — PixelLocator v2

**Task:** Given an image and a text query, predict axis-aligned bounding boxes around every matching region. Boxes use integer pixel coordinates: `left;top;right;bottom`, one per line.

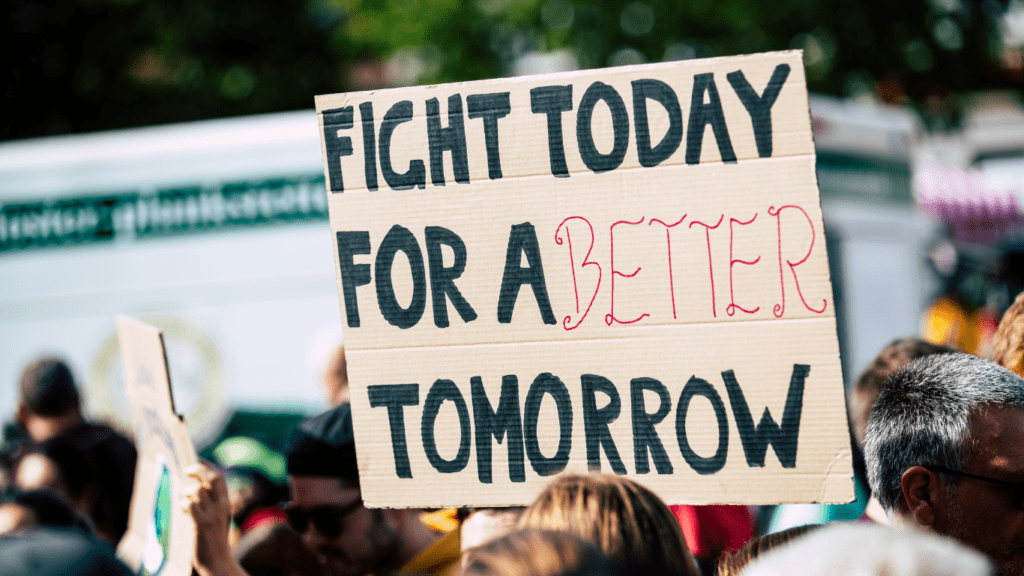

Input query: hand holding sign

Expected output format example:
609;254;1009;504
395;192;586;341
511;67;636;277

182;463;249;576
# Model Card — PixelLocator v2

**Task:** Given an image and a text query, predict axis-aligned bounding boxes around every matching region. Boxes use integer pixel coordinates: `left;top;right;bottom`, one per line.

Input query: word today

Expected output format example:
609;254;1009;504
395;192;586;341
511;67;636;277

322;65;791;191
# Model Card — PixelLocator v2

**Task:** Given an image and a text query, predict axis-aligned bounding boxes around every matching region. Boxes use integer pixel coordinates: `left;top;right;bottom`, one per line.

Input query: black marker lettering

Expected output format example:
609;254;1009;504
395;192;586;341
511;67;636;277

577;82;629;173
675;376;729;475
425;226;477;328
322;107;353;192
581;374;626;474
524;373;573;476
630;377;674;474
685;73;737;165
497;223;556;325
471;375;525;483
375;225;427;329
421;379;472;473
726;64;791;158
530;85;573;177
632;79;683;167
467;93;511;180
336;231;372;328
359;102;378;191
368;384;419;479
723;364;808;468
426;94;470;186
379;100;426;190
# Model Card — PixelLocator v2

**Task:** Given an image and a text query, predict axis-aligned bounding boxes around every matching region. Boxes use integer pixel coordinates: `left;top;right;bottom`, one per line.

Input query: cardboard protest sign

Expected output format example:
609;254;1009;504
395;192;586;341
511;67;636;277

316;50;853;507
116;315;199;576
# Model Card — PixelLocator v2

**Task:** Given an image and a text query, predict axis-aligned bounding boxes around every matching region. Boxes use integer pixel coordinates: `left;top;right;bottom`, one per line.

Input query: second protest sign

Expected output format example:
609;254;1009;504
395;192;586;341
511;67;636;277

316;50;852;507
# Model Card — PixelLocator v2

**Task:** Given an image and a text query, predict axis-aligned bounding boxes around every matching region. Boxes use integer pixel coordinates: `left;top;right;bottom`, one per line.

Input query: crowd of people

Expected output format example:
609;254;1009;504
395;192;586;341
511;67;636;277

1;292;1024;575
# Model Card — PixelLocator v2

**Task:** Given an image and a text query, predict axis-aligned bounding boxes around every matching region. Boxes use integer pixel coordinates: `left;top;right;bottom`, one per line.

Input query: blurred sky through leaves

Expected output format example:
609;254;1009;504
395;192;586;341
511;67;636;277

5;0;1024;140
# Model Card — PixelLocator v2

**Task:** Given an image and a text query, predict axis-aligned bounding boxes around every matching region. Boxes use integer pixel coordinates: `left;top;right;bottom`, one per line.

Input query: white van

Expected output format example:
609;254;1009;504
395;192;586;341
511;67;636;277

0;97;942;449
0;110;340;447
809;95;942;386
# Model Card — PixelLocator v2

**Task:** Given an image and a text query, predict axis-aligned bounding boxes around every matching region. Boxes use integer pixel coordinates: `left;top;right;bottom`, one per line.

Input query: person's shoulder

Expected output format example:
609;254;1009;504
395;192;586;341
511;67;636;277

0;528;134;576
50;422;136;462
78;422;124;438
82;422;134;449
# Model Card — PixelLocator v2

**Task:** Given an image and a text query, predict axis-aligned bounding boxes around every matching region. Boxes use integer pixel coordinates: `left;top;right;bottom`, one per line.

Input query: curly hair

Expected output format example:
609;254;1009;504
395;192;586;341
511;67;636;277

19;357;79;417
993;291;1024;378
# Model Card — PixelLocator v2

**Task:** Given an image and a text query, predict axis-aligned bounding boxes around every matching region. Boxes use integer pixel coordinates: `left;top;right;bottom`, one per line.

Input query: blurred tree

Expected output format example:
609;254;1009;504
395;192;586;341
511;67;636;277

3;0;1021;140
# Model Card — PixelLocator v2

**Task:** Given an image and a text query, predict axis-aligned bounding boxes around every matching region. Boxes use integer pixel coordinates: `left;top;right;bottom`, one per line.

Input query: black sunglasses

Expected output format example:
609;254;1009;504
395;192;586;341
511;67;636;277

924;465;1024;510
285;500;363;539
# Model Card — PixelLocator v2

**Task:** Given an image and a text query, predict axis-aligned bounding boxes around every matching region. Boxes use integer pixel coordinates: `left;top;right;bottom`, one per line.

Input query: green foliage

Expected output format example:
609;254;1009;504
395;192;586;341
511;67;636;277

3;0;1018;140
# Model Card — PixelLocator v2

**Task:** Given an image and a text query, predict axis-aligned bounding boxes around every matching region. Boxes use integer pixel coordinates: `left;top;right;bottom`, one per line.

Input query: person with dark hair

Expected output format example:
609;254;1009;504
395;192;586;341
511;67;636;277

233;523;328;576
285;402;459;576
0;527;135;576
17;357;82;441
0;487;94;536
0;487;127;576
864;352;1024;576
14;442;95;521
14;356;137;543
185;403;460;576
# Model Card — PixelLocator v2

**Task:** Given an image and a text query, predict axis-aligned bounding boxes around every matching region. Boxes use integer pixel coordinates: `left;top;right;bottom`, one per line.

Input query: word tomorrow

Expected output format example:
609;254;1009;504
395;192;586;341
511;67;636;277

368;364;808;481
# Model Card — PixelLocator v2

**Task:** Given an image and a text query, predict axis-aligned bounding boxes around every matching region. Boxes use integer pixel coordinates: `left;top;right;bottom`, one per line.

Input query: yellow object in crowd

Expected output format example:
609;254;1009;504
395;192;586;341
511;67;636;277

922;296;974;353
420;508;460;533
399;527;461;576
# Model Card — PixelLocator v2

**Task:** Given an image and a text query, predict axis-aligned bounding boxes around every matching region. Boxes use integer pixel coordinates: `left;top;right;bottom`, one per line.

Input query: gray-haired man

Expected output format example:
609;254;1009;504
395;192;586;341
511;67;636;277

865;352;1024;576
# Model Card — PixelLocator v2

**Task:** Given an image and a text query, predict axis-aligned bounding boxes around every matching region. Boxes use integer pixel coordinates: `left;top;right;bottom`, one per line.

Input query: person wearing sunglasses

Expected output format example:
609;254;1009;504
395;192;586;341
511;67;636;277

185;403;460;576
283;402;460;576
865;352;1024;576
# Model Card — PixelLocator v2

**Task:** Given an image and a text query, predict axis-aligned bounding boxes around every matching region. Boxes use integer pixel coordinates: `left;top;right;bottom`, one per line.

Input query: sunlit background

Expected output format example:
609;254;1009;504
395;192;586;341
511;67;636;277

3;0;1024;455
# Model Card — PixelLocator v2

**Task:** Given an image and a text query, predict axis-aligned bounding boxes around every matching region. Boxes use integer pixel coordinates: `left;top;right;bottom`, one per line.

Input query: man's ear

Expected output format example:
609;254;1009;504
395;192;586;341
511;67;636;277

900;465;941;527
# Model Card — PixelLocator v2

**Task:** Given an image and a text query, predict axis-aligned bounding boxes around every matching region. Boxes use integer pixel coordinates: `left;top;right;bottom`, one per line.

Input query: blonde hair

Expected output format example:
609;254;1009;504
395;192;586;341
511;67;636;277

993;291;1024;377
462;529;618;576
518;473;698;576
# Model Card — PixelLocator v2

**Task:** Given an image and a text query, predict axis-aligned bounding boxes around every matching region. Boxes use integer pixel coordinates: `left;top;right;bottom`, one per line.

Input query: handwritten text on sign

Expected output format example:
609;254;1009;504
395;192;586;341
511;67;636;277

316;51;852;507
